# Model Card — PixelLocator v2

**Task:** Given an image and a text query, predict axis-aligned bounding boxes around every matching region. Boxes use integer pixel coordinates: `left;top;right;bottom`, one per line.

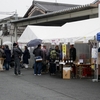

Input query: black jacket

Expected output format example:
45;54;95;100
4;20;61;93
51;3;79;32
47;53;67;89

13;46;22;59
33;47;43;58
69;47;76;61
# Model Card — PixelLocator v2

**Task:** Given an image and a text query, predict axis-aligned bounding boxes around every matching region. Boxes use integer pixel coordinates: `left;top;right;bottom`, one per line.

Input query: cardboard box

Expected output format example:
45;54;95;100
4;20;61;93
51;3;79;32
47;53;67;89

63;67;71;79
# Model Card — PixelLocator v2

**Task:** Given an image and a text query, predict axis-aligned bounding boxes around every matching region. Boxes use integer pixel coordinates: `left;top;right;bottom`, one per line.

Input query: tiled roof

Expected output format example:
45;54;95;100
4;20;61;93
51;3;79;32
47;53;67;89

50;4;97;15
24;1;80;17
34;1;80;12
92;0;99;4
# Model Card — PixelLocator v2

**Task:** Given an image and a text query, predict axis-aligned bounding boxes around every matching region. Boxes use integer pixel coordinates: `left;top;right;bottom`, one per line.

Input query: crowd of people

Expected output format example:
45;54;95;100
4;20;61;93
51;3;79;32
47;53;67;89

0;43;76;77
0;43;30;75
32;44;76;76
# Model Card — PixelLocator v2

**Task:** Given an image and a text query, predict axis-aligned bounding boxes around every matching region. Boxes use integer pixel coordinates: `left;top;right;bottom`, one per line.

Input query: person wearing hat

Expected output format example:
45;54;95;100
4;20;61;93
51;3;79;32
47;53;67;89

13;43;22;75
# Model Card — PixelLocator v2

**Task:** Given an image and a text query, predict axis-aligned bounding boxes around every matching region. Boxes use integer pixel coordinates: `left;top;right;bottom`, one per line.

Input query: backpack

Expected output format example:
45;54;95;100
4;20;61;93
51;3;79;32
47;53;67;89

50;49;57;60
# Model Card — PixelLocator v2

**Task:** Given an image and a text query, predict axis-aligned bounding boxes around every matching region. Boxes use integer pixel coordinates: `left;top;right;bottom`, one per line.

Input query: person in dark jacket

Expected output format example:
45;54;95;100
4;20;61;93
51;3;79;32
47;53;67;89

69;44;76;61
23;46;30;68
69;44;76;77
4;45;11;70
33;44;43;76
13;43;22;75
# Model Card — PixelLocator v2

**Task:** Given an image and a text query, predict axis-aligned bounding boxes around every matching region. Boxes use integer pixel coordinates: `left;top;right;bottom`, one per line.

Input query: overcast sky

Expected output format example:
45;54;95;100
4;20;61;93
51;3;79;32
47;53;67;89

0;0;96;19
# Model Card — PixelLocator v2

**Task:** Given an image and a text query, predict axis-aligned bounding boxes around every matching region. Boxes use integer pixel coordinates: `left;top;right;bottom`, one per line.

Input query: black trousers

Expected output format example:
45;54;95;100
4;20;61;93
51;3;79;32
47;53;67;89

14;58;21;75
49;62;56;74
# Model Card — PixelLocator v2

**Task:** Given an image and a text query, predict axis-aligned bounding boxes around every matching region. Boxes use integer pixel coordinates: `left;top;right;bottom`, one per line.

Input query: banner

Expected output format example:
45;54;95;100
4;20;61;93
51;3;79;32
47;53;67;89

62;44;67;60
51;39;60;45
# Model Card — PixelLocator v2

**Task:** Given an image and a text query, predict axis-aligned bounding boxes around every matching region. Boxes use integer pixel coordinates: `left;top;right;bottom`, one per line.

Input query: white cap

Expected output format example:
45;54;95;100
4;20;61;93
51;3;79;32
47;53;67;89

70;42;74;45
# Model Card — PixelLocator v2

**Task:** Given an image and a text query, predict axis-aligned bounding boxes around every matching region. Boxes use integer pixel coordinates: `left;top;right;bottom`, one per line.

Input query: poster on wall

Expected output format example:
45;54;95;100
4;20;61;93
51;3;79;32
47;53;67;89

51;39;60;45
51;40;56;45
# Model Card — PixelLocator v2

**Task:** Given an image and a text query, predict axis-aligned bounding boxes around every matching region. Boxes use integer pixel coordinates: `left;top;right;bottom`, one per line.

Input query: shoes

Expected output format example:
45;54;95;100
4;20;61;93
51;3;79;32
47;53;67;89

51;73;56;76
14;72;22;76
18;73;23;76
14;73;18;75
37;74;41;76
72;76;76;79
53;73;56;75
34;74;41;76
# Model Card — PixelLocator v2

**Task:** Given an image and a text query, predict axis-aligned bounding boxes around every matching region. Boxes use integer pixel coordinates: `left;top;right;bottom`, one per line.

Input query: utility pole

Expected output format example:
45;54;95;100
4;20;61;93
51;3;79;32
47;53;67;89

14;10;18;20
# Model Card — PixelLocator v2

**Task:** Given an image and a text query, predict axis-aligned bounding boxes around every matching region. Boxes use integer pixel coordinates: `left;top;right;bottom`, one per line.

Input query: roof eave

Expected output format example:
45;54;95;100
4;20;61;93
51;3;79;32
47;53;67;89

11;4;98;23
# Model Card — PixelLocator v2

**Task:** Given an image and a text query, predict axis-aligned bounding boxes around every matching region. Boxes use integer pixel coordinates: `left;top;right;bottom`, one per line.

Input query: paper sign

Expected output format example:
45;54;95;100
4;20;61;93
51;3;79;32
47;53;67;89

92;48;98;59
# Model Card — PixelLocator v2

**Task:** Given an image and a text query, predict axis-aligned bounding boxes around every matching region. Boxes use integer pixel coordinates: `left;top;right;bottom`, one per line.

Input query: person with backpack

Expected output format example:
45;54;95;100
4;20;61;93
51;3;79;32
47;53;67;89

49;47;57;75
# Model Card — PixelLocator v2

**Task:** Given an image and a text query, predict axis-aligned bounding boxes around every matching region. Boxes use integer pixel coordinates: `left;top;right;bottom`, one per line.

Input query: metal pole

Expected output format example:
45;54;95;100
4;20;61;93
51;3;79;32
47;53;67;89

0;38;2;45
14;25;17;42
14;10;18;20
92;36;98;82
14;10;18;43
96;41;99;82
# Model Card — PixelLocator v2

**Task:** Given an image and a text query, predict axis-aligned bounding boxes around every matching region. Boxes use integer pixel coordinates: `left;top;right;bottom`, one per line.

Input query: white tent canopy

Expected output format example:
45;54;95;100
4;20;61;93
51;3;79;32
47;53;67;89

18;18;100;44
18;26;63;43
62;17;100;42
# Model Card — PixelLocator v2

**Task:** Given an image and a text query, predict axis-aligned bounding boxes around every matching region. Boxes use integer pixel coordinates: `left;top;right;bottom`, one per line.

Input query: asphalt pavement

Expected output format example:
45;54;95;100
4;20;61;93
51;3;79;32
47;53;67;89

0;68;100;100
